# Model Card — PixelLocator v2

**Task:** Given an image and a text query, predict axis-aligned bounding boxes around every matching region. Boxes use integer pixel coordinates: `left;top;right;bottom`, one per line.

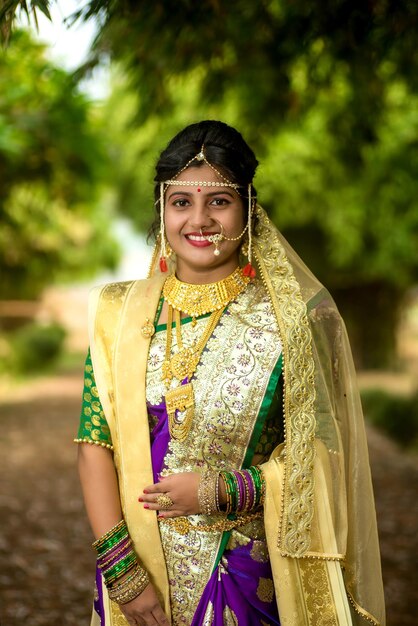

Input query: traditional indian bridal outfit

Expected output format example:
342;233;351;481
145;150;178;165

76;188;385;623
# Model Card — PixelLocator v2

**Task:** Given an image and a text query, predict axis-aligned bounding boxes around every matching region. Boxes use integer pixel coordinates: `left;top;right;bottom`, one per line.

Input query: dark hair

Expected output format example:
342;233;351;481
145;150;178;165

150;120;258;240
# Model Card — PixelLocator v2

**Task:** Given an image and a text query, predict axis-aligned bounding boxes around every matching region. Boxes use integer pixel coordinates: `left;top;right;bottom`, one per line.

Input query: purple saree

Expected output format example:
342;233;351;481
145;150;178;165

148;396;281;626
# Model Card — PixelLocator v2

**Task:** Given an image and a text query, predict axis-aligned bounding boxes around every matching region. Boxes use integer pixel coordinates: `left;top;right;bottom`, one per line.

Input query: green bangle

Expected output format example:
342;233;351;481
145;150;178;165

221;472;235;514
248;465;264;506
104;551;137;577
222;471;239;512
237;470;251;512
93;520;126;549
105;560;137;587
96;529;130;557
103;552;137;584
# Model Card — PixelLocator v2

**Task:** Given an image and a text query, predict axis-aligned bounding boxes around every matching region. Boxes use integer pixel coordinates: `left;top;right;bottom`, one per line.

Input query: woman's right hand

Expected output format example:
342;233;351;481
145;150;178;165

119;583;170;626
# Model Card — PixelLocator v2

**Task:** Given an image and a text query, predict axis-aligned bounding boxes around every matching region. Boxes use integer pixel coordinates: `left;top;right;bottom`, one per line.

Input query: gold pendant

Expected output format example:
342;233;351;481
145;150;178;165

140;318;155;338
170;347;199;380
165;383;195;442
162;361;173;386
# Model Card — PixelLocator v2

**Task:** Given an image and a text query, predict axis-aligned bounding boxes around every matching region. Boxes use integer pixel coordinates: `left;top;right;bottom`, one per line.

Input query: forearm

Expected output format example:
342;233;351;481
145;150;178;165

77;444;123;539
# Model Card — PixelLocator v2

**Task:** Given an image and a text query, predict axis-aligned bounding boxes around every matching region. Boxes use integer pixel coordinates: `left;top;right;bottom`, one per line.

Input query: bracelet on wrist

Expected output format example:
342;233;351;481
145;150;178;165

219;466;265;514
198;467;221;515
92;518;149;593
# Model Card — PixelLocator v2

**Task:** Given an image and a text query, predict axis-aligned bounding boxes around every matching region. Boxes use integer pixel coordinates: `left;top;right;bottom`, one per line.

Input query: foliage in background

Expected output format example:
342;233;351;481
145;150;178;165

0;321;66;374
2;2;418;366
102;62;418;366
104;63;418;289
361;389;418;450
76;0;418;367
0;29;119;298
0;0;51;45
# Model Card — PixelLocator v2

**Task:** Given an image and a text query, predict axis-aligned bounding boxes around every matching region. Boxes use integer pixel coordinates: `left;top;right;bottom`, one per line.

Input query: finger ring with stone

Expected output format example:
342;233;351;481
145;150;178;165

156;494;174;510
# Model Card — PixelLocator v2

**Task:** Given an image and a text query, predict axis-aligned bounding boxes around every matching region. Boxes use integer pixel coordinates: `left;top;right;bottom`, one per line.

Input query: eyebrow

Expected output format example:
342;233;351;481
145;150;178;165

167;190;235;200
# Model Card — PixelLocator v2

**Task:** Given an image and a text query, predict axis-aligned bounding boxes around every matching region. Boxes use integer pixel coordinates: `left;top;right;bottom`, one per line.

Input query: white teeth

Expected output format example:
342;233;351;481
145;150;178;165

187;235;207;241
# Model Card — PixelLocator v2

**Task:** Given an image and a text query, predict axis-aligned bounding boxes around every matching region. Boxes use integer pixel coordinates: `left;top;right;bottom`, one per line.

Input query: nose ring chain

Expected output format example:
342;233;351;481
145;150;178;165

200;221;249;256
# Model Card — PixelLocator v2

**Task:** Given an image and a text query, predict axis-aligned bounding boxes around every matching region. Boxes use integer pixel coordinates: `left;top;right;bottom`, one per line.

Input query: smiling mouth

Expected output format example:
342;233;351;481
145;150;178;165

186;233;220;241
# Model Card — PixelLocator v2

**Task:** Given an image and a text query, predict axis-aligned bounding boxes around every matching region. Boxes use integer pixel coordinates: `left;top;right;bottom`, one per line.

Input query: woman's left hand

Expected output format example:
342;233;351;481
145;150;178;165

140;472;201;518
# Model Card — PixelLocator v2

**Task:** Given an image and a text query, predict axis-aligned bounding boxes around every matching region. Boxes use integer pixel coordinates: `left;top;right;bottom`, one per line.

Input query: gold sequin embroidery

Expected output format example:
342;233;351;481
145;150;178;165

75;349;113;449
250;539;269;563
150;280;282;625
223;606;239;626
257;577;274;603
300;560;338;626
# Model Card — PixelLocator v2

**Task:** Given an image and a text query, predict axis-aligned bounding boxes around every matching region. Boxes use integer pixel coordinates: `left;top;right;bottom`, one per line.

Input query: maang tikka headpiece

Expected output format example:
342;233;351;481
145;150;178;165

158;144;256;277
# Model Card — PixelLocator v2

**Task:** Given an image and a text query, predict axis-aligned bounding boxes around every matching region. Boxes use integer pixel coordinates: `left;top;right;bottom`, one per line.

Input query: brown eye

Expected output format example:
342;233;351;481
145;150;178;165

173;199;190;208
211;198;229;206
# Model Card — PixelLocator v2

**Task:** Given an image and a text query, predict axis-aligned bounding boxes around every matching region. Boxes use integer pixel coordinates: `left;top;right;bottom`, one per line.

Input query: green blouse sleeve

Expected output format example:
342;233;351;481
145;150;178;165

74;348;113;450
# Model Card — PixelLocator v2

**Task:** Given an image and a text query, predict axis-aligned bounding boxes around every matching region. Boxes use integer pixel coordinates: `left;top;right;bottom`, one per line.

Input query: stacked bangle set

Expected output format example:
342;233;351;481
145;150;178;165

222;466;265;514
93;520;149;605
198;465;265;516
93;466;265;604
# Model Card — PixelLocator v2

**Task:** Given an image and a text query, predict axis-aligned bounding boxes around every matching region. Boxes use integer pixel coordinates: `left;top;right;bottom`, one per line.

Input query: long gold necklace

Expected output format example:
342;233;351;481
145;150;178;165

162;267;250;442
163;306;224;442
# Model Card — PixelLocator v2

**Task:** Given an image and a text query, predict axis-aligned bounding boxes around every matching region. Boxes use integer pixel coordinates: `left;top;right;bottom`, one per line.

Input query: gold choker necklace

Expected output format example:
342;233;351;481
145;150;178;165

162;267;250;319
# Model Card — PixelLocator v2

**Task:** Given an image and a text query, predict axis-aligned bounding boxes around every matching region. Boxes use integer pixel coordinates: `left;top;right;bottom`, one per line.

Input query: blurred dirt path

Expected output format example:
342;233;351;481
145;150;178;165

0;369;417;625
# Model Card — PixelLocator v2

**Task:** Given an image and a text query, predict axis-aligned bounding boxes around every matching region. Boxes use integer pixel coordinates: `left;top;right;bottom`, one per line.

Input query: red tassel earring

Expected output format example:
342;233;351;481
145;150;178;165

159;256;168;273
243;262;256;278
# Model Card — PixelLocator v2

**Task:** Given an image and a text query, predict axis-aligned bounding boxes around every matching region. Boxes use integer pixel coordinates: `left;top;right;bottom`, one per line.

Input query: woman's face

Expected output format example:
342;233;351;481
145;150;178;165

164;164;246;283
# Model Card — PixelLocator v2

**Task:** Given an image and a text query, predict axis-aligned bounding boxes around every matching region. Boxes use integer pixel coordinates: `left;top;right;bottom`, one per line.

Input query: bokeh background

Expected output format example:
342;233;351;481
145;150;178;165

0;1;417;624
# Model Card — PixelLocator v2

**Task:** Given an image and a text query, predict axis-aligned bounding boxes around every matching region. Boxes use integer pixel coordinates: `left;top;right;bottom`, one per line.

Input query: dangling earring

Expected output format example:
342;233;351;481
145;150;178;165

159;182;168;272
242;184;256;278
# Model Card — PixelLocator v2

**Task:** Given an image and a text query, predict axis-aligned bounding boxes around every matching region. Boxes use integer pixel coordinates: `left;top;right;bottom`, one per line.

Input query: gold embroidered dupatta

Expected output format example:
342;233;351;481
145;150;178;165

252;207;385;625
89;275;171;624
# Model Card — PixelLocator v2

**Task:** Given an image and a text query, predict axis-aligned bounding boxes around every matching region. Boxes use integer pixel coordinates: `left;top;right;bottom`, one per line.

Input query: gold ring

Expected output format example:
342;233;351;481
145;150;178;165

156;494;174;510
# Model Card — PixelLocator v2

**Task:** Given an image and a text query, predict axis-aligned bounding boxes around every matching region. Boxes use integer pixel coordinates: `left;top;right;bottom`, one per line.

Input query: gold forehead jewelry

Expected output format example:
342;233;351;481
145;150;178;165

163;145;241;190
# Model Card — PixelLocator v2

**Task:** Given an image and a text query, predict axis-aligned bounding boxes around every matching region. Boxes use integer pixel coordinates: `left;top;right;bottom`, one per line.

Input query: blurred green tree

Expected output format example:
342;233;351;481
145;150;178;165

102;63;418;368
0;30;119;298
2;1;418;367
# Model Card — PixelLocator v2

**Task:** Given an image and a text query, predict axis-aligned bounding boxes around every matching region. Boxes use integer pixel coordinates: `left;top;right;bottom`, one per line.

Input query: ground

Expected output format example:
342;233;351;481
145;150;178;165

0;366;417;625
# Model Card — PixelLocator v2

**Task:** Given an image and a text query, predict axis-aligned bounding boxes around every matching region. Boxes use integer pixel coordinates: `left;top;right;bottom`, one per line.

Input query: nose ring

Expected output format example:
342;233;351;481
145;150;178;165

200;223;225;256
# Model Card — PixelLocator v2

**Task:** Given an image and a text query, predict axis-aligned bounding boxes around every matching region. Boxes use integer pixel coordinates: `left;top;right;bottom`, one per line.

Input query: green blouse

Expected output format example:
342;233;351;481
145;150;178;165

74;348;113;450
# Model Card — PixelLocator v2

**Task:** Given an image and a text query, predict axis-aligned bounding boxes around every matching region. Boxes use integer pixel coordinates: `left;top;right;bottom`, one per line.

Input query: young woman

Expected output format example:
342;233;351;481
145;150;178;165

75;121;385;626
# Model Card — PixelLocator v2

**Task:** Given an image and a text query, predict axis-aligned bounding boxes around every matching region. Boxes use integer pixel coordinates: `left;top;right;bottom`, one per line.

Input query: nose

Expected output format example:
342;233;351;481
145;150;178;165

188;200;214;230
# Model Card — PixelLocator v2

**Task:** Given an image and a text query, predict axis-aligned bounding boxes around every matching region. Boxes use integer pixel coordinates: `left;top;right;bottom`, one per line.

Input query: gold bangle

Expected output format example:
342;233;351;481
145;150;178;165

198;468;219;515
108;566;149;604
